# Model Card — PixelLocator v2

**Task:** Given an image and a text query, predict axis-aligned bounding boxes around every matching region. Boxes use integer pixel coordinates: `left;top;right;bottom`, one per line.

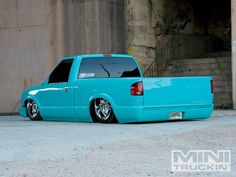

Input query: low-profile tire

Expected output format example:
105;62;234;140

92;98;117;123
26;100;42;121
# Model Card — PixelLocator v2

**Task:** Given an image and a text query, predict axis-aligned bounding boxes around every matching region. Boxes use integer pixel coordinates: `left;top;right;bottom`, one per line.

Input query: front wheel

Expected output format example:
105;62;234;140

93;98;117;123
26;100;42;121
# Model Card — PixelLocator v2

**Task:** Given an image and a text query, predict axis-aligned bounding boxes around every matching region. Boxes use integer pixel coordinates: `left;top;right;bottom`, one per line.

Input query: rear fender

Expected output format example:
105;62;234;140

89;94;118;117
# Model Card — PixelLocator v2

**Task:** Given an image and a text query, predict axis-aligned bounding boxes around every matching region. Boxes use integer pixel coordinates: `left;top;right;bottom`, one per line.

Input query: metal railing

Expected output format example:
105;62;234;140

144;36;173;77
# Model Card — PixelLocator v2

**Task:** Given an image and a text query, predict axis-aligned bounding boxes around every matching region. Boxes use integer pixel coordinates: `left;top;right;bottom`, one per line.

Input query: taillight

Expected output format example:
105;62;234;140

131;82;143;96
210;80;214;93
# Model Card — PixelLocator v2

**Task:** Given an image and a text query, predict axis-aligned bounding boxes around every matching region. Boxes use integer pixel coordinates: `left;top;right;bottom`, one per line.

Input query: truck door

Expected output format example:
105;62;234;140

38;59;75;120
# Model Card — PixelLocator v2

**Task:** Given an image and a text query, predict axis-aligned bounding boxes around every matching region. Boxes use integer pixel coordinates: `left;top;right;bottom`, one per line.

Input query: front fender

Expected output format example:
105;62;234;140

19;93;41;118
24;95;41;108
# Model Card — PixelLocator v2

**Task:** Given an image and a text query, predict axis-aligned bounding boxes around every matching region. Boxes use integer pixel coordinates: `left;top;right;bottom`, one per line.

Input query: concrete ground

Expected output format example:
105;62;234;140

0;110;235;177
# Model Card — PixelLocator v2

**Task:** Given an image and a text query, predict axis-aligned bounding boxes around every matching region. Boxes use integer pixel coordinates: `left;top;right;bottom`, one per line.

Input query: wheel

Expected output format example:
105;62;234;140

93;98;117;123
26;100;42;121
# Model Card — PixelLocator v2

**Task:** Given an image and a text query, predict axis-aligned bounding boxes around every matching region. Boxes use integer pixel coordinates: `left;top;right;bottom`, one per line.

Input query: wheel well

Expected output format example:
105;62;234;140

89;98;118;123
89;99;98;122
24;99;33;107
24;99;29;116
24;99;28;107
24;99;34;117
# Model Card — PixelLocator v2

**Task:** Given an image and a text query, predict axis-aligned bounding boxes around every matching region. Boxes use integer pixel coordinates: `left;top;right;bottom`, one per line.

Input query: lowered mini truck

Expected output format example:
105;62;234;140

19;54;214;123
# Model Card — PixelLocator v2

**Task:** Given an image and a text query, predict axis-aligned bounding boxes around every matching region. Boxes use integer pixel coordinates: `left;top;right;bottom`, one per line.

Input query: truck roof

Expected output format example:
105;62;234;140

64;54;133;60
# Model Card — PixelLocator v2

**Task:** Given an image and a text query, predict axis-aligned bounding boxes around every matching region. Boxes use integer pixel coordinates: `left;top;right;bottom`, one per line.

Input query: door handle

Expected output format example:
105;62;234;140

62;87;68;92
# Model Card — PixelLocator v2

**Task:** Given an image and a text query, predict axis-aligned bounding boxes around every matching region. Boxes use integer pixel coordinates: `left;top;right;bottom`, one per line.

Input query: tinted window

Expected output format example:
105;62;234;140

78;57;141;78
49;59;73;83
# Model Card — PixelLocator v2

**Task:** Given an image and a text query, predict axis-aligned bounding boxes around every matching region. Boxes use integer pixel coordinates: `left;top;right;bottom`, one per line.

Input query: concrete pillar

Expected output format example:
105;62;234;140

232;0;236;109
125;0;156;70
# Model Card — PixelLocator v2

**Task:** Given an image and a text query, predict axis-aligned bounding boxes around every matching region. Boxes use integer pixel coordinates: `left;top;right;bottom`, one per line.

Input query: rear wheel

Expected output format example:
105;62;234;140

26;100;42;121
92;98;117;123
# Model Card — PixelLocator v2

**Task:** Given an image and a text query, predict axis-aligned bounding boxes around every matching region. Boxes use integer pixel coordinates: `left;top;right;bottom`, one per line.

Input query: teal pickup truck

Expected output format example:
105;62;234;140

19;54;214;123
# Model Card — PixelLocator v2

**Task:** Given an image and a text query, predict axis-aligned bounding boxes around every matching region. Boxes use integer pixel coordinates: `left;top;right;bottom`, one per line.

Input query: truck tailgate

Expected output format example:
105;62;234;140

143;77;213;108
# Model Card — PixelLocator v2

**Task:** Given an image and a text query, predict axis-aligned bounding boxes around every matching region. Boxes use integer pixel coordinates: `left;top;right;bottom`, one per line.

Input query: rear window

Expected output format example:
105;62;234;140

78;57;141;78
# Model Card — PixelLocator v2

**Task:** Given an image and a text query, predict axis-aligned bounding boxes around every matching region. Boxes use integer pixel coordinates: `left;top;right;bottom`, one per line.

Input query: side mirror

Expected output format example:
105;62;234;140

43;78;49;85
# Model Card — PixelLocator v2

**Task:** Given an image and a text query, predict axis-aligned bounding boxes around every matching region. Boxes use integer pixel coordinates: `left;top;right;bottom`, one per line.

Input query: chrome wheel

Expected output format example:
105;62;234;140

26;101;39;118
94;99;111;121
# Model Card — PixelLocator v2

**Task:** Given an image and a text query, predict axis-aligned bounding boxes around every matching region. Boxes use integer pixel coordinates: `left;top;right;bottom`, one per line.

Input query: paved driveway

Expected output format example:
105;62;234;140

0;110;236;177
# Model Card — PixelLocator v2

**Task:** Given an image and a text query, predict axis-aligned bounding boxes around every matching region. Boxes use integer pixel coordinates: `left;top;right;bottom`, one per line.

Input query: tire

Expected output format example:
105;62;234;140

26;100;42;121
92;98;117;123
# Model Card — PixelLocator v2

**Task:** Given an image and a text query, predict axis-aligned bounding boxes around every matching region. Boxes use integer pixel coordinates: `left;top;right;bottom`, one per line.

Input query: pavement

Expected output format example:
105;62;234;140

0;110;236;177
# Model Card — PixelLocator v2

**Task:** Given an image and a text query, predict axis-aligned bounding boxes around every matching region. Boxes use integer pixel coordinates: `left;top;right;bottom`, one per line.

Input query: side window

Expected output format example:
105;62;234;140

49;59;73;83
78;57;141;78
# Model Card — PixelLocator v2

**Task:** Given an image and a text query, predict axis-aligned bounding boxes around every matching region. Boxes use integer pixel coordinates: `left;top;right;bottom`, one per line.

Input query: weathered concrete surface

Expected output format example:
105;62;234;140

232;0;236;109
125;0;156;71
0;0;125;113
0;0;56;113
62;0;125;55
0;110;236;177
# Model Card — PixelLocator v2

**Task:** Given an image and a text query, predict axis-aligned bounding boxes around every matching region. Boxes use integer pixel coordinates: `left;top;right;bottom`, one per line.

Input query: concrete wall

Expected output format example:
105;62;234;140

62;0;125;56
0;0;125;113
0;0;56;113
